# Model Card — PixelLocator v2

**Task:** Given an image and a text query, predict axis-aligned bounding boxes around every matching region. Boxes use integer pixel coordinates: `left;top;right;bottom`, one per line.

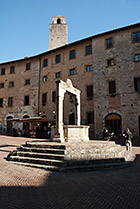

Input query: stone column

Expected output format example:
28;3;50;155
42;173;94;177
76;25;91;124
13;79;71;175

55;80;65;142
58;94;65;140
76;94;80;126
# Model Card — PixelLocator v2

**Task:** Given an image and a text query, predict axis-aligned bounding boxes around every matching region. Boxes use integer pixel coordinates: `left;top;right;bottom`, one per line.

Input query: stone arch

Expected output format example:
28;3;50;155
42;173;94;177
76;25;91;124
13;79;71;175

55;79;80;141
105;113;122;136
23;115;30;119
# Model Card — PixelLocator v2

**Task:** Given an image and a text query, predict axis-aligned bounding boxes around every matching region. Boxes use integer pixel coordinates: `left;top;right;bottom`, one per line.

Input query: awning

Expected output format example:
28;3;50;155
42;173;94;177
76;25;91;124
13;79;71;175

7;117;54;123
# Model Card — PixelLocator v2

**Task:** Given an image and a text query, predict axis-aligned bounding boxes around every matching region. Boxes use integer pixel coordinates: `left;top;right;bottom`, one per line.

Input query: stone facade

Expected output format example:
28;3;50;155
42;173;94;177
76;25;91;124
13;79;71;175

0;17;140;140
93;25;140;139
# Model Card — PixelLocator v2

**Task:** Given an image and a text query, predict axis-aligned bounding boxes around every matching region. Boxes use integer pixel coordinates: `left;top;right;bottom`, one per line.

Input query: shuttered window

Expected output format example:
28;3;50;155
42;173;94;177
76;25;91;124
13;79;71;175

109;80;116;94
42;93;47;106
86;112;94;124
87;85;93;99
134;77;140;93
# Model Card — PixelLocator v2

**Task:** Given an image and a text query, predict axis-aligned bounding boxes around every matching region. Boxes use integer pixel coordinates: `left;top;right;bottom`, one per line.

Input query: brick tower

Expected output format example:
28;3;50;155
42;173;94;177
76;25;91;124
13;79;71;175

48;16;68;50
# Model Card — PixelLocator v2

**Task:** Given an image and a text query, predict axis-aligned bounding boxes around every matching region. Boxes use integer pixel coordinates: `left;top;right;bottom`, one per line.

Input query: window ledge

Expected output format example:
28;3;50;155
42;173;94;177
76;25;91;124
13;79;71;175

109;93;116;97
87;97;93;100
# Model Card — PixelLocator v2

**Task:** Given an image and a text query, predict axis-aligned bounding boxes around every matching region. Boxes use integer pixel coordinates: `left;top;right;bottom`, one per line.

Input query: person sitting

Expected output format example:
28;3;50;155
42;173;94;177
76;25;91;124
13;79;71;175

103;128;114;141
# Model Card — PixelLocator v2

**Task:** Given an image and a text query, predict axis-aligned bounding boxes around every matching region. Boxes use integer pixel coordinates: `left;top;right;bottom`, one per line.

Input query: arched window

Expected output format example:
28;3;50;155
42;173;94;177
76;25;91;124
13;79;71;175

57;18;61;24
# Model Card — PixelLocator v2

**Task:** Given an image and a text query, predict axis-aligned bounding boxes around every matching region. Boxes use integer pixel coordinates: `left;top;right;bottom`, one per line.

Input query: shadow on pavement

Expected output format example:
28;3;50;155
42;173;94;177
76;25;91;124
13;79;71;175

0;155;140;209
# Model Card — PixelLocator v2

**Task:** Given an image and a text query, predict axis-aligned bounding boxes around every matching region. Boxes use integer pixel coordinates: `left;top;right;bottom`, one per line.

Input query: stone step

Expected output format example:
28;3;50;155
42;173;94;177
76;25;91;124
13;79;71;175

119;149;136;162
65;146;125;159
7;159;129;172
9;154;125;167
17;151;64;160
24;141;66;150
59;162;130;172
6;140;136;172
8;161;60;171
63;157;125;167
18;146;65;155
10;156;64;166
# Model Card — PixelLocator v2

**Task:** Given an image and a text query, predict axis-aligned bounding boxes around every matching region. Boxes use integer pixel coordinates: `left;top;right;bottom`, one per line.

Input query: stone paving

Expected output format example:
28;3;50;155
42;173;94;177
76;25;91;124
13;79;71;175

0;135;140;209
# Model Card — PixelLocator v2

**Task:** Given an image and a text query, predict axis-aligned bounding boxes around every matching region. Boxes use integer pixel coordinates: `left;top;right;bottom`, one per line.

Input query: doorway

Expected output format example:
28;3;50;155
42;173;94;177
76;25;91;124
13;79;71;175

105;113;121;136
7;116;13;133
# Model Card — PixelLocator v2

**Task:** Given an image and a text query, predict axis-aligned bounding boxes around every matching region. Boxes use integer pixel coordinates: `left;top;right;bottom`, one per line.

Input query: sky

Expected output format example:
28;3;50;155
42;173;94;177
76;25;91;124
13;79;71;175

0;0;140;63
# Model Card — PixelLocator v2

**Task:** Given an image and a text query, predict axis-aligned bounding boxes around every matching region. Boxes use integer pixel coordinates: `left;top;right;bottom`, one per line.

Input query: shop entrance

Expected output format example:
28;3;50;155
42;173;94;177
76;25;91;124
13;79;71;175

105;113;121;136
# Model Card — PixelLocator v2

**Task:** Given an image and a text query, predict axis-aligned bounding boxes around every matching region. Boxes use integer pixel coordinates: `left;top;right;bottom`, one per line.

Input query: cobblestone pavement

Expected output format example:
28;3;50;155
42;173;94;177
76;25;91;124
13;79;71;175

0;135;140;209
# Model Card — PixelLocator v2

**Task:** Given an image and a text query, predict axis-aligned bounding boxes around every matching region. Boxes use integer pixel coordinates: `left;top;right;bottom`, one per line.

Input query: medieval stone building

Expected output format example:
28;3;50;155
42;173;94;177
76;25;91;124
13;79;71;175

0;16;140;140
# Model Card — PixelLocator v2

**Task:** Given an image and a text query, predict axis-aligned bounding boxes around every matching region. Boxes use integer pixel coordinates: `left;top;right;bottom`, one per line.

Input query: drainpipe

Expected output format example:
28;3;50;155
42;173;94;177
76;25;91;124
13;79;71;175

38;58;41;116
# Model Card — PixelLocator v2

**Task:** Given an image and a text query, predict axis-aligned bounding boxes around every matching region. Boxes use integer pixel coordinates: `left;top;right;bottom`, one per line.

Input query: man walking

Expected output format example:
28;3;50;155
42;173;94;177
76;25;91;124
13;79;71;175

123;128;133;151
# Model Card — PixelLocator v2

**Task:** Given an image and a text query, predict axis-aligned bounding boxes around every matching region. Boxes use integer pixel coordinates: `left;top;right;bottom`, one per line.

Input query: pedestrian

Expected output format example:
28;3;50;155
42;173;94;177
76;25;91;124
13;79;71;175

17;128;21;137
123;128;133;151
103;128;114;141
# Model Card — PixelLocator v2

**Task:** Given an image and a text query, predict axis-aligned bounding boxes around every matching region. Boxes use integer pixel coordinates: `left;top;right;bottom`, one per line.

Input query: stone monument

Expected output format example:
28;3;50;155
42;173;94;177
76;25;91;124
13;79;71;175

53;79;89;142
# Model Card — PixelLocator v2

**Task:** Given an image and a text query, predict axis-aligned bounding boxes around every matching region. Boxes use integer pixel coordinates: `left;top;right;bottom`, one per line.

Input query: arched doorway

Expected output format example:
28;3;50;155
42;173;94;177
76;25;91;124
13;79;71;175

69;113;75;125
105;113;121;136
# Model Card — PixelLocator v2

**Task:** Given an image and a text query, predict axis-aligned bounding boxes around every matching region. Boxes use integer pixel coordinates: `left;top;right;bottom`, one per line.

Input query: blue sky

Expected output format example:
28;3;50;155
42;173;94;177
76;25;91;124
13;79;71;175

0;0;139;63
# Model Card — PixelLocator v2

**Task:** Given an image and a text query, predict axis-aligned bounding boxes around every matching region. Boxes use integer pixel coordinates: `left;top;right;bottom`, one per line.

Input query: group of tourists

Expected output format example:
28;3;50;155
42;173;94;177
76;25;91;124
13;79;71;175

103;127;133;151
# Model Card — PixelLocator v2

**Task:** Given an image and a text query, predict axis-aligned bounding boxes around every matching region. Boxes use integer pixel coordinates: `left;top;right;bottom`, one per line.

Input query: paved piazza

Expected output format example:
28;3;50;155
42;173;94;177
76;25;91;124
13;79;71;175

0;135;140;209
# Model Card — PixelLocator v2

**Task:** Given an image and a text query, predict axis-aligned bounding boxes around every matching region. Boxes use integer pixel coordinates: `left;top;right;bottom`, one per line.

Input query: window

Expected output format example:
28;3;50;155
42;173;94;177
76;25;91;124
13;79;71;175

87;85;93;99
56;72;61;78
134;77;140;93
52;91;56;102
56;54;61;63
26;63;30;70
10;66;15;74
86;65;93;72
107;58;115;66
24;95;29;106
70;50;75;59
0;83;4;88
9;81;14;88
42;93;47;106
86;112;94;124
109;80;116;94
134;54;140;61
25;79;30;85
43;59;48;67
43;75;47;82
70;68;76;75
0;98;3;107
1;68;5;75
106;38;113;49
57;18;61;24
133;32;140;43
8;97;13;107
86;45;92;55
